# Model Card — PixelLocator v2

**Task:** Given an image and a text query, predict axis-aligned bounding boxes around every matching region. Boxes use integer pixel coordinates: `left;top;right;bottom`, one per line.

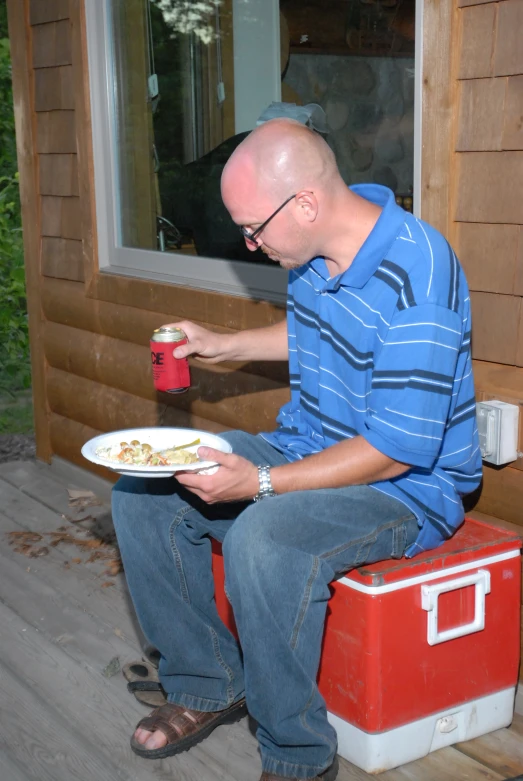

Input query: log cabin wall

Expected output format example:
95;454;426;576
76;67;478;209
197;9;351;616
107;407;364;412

6;0;523;520
7;0;290;482
452;0;523;526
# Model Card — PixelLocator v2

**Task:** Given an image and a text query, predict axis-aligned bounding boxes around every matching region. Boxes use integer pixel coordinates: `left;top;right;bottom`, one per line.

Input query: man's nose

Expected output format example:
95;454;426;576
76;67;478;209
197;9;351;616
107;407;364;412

244;236;260;252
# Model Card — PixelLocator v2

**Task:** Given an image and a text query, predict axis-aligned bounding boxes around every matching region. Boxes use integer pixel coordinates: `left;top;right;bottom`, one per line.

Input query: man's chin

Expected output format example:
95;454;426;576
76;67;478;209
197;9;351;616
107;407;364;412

261;246;304;270
278;257;304;270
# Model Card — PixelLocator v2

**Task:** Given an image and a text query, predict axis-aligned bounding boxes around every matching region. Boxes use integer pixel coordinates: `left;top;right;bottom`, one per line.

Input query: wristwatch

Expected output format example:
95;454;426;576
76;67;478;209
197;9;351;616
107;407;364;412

254;465;276;501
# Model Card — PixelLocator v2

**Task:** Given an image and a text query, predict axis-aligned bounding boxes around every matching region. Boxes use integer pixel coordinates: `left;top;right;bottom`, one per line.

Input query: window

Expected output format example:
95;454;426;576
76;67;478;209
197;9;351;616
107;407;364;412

86;0;421;302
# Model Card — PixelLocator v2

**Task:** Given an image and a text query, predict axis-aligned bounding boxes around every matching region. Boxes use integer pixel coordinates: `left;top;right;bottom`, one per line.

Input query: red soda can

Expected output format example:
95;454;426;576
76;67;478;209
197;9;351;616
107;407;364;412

150;326;191;394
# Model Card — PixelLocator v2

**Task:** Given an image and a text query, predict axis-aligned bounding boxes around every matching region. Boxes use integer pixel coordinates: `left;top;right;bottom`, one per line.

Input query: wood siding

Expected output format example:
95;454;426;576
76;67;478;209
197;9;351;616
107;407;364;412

6;2;523;524
453;0;523;526
7;0;288;480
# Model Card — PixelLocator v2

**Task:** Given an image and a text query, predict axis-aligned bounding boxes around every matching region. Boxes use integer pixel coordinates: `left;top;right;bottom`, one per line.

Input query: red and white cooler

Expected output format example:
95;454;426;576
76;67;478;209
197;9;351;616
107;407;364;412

212;518;522;773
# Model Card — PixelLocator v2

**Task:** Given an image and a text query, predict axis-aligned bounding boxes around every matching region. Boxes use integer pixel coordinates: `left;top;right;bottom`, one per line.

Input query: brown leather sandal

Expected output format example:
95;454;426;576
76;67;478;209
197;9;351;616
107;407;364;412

130;698;248;759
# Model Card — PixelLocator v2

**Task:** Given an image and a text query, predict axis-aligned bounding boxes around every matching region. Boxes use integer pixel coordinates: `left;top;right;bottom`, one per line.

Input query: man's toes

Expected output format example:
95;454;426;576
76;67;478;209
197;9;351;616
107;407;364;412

144;730;168;749
134;727;152;745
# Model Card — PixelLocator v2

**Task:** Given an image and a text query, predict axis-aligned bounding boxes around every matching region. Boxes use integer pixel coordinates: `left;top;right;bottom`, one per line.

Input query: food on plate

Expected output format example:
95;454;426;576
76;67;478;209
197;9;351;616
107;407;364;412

95;438;201;466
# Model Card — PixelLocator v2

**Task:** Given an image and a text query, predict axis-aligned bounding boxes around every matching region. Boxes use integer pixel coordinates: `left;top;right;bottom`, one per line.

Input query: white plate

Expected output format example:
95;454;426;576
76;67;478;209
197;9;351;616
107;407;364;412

81;427;232;478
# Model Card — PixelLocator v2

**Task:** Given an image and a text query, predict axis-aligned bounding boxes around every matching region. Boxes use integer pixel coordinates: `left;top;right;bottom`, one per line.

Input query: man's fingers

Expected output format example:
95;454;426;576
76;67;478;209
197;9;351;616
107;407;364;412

176;473;208;489
197;446;231;464
173;340;201;359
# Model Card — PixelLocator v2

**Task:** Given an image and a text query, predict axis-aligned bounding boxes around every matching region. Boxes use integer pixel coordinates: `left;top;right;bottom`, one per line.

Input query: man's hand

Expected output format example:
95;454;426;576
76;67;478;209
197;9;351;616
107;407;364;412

161;321;231;364
159;317;289;364
176;447;260;504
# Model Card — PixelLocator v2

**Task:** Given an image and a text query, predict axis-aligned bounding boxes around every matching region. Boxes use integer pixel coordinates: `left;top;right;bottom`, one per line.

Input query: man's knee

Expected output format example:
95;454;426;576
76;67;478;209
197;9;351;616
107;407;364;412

219;430;253;456
111;476;157;534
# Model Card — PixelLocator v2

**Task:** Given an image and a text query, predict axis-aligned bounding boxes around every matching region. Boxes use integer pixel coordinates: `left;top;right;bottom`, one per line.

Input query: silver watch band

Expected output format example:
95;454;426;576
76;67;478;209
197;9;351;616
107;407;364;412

254;464;276;501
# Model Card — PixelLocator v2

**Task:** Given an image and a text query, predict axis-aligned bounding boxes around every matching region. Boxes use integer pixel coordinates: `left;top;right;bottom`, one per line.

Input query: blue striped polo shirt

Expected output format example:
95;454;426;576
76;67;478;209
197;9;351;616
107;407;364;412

262;184;482;557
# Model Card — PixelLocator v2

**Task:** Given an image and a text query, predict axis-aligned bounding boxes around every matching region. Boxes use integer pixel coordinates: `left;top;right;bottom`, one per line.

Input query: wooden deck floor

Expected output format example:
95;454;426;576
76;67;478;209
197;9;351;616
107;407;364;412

0;458;522;781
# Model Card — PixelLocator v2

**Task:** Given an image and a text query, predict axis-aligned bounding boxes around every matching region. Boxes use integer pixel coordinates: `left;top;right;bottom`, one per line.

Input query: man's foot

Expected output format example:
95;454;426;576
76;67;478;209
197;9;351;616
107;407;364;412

130;699;247;760
260;755;339;781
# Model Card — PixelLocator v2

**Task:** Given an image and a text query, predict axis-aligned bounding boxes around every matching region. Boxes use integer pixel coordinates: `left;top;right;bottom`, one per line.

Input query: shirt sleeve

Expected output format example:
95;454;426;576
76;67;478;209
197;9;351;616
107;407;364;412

363;303;463;469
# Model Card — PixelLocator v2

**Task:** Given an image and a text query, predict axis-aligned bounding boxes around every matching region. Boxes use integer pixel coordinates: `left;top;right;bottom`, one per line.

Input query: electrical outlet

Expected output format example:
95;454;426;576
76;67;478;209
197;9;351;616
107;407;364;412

476;400;519;465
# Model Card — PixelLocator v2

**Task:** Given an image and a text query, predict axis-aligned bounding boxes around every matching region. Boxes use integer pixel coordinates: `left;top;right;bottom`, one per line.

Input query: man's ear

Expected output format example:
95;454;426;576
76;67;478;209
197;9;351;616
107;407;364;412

295;190;318;223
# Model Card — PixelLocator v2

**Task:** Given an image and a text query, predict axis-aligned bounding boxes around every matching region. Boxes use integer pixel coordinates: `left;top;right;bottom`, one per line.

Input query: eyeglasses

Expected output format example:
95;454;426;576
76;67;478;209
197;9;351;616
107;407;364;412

239;193;297;244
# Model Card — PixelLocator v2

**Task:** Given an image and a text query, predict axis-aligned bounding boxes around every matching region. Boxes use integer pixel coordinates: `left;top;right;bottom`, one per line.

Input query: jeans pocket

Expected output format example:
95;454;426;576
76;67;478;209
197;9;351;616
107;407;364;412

390;515;418;559
390;522;407;559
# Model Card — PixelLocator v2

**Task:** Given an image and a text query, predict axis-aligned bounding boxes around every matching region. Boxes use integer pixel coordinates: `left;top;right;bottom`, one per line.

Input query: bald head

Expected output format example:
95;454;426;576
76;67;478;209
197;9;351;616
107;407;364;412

220;118;375;273
221;118;342;216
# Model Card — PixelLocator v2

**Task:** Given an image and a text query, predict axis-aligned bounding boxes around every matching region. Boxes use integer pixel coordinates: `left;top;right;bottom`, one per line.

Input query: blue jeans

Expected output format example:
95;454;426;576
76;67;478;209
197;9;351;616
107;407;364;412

112;431;418;778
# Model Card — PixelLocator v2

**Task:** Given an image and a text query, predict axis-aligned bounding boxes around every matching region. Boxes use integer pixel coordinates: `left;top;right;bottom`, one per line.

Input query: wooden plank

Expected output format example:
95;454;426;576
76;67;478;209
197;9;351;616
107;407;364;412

45;363;285;438
514;228;523;296
473;361;523;476
470;292;521;364
0;466;520;781
36;110;76;153
455;714;523;777
42;277;289;385
88;268;287;332
419;0;458;239
39;153;79;196
41;237;84;281
456;152;523;224
7;0;51;462
474;359;523;399
456;223;519;294
459;3;497;80
45;455;114;503
0;528;142;679
43;323;288;429
61;196;82;240
382;746;504;781
70;0;97;285
476;461;523;525
49;414;126;482
494;0;523;77
44;276;236;343
32;19;72;68
516;303;523;367
46;367;235;436
0;600;172;780
0;470;306;781
458;0;495;6
0;562;264;781
34;64;74;110
456;79;506;152
503;76;523;151
511;711;523;736
0;479;139;639
29;0;69;25
0;648;129;780
41;195;63;237
0;457;112;514
0;753;31;781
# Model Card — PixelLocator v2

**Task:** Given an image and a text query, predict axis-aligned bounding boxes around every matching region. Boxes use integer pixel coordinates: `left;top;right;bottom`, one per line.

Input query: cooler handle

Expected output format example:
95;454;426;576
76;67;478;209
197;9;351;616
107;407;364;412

421;569;491;646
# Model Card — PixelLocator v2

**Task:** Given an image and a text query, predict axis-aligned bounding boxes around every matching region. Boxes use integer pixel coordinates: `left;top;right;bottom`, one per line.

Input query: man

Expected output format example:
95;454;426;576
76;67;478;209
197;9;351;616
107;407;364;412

112;118;481;781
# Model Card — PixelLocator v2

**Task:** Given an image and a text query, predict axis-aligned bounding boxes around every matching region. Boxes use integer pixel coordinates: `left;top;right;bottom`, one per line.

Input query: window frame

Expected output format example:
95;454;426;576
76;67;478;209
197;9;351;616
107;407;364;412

85;0;423;305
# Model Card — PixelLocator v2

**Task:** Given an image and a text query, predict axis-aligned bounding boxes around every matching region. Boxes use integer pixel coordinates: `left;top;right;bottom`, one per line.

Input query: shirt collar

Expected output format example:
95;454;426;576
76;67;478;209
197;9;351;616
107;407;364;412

309;185;407;291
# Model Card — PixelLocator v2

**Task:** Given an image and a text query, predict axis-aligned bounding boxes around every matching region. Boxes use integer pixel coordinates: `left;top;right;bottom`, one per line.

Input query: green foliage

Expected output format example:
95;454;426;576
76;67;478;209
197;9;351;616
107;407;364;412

0;7;30;397
0;398;34;435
